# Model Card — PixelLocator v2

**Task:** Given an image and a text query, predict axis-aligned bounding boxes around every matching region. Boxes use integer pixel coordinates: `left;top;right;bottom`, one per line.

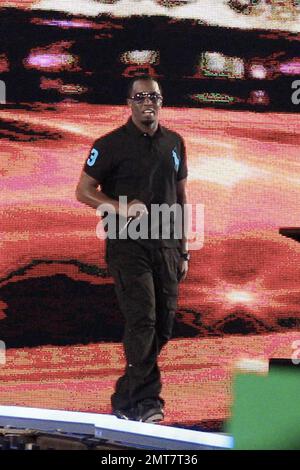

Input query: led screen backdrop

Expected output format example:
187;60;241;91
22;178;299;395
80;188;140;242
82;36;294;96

0;2;299;427
3;0;300;32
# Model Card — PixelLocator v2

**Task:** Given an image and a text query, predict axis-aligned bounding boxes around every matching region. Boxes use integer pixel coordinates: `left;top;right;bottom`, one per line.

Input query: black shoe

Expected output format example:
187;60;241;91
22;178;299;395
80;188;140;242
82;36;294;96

113;407;137;421
136;399;164;424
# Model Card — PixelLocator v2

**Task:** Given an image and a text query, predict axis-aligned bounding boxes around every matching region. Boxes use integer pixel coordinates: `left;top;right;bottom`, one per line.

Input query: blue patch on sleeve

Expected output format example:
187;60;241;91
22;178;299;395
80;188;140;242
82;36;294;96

172;148;180;172
87;148;99;167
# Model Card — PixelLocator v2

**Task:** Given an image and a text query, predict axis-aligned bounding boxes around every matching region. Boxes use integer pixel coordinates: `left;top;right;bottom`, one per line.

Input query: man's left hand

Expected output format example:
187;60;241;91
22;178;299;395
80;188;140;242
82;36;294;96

178;259;188;282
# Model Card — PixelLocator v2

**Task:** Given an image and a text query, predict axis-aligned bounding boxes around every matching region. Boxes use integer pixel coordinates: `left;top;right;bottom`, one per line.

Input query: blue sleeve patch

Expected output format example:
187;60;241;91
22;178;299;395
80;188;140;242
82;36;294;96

87;148;99;167
172;148;180;172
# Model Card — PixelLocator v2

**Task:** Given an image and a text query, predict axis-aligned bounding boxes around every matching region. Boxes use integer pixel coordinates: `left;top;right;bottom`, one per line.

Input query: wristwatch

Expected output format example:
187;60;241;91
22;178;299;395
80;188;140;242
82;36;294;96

180;252;190;261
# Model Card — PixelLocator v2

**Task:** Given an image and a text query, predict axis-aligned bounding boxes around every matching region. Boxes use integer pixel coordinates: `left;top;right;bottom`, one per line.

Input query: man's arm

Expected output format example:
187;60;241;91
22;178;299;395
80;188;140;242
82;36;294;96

75;171;147;219
177;177;188;253
76;171;119;212
177;177;189;281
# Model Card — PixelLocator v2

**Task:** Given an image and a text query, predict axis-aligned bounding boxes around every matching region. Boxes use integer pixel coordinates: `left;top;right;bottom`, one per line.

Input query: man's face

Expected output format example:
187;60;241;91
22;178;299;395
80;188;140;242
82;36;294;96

127;79;162;127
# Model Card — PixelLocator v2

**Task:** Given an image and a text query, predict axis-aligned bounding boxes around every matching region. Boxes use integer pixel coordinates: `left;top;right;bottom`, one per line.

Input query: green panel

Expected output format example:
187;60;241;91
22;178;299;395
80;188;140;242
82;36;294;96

226;367;300;450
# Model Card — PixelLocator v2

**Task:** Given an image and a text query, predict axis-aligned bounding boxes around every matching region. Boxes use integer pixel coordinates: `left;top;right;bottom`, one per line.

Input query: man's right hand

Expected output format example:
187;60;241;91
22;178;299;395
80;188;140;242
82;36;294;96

119;199;148;221
128;199;149;221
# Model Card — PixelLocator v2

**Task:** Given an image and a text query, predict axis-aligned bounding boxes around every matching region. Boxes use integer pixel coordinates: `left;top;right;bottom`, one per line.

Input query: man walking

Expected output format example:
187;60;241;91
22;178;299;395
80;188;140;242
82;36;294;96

76;75;189;423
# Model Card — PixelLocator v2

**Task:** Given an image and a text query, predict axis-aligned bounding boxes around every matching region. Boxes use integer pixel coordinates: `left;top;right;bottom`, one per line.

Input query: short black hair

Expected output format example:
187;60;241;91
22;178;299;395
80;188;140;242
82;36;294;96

126;75;163;98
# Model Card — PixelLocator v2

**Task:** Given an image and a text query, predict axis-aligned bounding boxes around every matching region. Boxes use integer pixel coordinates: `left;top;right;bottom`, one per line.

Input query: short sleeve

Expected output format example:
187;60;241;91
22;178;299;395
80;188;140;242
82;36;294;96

177;137;188;181
83;139;114;184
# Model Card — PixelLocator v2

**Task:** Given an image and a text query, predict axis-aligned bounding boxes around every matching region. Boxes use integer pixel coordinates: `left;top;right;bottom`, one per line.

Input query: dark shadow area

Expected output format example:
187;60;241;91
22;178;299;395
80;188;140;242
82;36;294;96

0;273;200;348
0;270;277;348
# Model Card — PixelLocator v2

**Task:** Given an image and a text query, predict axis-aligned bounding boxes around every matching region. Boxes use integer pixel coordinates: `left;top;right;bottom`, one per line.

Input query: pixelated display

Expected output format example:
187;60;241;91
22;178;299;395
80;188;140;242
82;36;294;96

0;2;299;429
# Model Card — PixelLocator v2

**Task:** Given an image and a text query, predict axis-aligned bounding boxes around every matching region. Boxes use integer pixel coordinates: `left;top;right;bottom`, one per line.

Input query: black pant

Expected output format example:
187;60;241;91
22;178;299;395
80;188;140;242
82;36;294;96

106;240;180;411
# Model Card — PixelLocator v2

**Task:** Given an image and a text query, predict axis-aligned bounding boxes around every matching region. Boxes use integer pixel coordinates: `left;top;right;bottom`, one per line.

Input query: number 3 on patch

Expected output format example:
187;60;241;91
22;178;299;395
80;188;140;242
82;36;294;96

87;148;99;167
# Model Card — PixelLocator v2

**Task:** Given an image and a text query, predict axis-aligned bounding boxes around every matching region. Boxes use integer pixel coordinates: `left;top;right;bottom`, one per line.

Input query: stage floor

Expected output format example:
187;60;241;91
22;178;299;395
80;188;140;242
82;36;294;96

0;332;298;430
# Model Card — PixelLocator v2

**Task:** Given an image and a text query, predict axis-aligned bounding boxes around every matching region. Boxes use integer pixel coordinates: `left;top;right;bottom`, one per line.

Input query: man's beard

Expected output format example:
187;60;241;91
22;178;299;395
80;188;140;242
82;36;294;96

141;116;155;126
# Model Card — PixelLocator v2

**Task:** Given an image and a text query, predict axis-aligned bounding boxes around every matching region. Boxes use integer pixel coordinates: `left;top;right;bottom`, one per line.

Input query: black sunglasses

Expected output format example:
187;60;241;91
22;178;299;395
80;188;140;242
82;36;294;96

129;92;163;103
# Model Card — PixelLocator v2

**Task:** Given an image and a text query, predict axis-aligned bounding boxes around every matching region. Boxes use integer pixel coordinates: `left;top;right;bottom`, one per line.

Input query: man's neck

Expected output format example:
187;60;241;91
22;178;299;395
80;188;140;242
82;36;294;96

132;117;158;136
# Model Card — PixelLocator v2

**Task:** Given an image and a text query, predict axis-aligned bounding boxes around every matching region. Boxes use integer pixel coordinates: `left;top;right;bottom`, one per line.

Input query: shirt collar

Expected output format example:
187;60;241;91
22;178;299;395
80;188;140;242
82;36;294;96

125;117;165;138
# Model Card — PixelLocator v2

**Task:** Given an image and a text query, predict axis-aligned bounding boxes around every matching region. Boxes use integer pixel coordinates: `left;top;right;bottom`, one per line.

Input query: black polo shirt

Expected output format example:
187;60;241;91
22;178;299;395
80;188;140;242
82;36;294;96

83;117;188;247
